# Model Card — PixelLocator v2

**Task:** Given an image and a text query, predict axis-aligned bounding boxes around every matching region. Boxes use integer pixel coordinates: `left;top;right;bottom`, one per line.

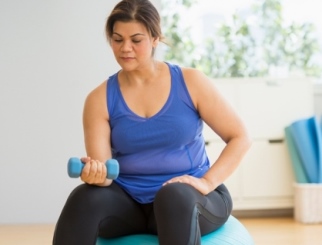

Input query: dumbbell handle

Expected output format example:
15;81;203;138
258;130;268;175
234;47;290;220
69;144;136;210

67;157;119;179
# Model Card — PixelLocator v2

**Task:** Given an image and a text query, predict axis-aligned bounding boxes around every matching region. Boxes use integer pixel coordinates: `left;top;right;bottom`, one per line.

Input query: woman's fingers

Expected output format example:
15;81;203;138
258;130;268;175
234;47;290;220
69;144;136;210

96;161;106;182
163;175;191;185
80;156;91;163
81;159;106;184
163;175;212;195
88;160;98;180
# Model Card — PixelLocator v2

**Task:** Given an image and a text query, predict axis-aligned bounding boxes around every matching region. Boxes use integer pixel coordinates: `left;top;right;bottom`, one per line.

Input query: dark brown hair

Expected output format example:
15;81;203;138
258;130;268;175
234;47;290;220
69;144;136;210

105;0;163;41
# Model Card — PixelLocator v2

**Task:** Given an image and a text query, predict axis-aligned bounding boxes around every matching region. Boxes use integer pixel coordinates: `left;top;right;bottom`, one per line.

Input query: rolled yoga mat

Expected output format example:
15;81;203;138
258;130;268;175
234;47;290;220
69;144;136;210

284;126;309;183
289;116;322;183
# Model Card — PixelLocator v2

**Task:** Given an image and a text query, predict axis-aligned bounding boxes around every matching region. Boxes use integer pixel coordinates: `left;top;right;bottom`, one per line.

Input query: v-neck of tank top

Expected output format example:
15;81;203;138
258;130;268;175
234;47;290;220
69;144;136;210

115;63;174;121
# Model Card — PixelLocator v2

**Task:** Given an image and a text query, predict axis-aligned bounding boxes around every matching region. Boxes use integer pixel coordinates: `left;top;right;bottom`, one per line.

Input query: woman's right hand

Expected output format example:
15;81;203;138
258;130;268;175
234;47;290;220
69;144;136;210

80;157;111;186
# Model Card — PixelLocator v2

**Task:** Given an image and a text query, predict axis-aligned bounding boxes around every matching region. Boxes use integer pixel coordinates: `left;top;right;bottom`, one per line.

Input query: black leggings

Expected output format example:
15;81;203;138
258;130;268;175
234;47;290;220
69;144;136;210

53;182;232;245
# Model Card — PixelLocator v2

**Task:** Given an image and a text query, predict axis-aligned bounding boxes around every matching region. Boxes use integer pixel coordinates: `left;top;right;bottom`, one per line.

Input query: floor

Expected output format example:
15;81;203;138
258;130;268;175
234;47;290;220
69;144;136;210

240;217;322;245
0;217;321;245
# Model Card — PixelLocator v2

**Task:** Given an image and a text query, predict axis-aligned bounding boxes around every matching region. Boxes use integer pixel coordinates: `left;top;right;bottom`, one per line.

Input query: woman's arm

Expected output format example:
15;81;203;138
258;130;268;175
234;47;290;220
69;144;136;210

164;68;252;194
81;81;113;187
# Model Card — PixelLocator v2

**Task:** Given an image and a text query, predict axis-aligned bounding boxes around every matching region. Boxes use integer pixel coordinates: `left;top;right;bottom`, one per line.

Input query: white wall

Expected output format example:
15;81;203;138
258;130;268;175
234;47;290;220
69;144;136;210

0;0;161;224
314;83;322;118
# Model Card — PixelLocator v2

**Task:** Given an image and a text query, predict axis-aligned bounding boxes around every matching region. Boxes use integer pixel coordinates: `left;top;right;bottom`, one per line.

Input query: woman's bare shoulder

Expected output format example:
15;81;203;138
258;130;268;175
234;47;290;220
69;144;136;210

180;67;214;90
84;80;108;118
180;67;217;102
86;80;107;100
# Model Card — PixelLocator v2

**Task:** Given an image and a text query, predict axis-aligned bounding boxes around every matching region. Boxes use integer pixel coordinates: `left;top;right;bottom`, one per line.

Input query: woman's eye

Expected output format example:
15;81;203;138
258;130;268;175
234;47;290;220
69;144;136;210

132;40;141;43
114;39;122;43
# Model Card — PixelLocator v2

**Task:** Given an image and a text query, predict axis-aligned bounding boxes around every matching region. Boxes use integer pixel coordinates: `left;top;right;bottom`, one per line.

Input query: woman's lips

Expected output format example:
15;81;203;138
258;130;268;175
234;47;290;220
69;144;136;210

121;57;134;61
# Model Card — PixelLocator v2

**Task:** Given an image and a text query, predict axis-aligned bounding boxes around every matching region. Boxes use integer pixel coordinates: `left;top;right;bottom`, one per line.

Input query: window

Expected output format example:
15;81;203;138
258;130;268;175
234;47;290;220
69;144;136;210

161;0;322;79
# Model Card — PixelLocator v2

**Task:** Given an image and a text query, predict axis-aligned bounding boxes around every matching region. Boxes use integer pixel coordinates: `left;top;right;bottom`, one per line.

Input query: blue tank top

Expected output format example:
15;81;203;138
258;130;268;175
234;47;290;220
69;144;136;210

107;62;210;203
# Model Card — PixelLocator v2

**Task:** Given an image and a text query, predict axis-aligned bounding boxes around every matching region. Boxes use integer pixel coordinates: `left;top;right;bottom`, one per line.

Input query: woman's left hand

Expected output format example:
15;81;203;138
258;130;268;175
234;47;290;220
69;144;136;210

163;175;214;195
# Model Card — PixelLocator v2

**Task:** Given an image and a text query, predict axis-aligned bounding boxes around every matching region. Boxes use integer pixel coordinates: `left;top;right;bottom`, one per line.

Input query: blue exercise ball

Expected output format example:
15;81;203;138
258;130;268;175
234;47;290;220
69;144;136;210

96;215;254;245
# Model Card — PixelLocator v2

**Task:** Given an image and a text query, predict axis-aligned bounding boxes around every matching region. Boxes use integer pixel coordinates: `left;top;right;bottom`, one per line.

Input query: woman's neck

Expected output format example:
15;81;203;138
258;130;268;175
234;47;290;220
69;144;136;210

121;60;162;86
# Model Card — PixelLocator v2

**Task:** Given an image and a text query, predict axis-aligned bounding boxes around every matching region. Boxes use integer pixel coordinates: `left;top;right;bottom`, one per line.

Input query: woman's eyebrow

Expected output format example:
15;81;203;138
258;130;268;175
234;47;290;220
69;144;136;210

112;32;145;38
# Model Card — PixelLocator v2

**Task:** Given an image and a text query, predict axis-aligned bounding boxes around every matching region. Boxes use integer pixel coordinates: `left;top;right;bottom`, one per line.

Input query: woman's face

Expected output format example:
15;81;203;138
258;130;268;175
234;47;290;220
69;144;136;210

110;21;158;71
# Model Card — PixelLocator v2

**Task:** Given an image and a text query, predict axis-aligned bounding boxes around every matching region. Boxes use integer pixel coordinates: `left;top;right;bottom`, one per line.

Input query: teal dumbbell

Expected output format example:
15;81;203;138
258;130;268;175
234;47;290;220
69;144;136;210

67;157;119;179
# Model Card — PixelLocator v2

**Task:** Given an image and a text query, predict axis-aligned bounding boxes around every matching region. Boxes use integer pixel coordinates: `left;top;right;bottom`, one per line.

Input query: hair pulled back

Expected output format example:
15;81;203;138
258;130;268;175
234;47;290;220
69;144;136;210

106;0;163;41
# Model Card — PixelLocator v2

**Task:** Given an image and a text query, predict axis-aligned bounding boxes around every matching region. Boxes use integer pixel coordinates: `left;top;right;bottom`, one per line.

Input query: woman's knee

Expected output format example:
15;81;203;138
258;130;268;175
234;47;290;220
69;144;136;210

62;184;111;215
210;184;233;215
154;183;202;213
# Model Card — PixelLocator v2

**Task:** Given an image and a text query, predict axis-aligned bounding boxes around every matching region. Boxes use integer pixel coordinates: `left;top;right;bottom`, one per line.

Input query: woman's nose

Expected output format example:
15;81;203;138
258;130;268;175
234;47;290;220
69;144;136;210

121;40;132;52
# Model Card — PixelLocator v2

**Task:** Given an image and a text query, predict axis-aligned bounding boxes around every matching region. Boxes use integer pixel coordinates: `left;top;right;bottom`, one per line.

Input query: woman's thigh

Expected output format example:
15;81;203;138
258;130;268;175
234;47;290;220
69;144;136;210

153;183;232;245
53;183;148;244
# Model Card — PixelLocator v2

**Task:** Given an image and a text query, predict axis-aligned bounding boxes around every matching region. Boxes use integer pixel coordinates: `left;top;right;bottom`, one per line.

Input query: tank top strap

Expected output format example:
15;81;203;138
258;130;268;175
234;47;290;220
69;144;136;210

166;62;197;112
106;72;119;117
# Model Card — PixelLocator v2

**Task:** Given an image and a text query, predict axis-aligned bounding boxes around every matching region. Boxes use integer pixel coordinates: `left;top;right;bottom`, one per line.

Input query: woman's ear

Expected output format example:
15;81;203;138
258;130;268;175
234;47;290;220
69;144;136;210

152;37;160;48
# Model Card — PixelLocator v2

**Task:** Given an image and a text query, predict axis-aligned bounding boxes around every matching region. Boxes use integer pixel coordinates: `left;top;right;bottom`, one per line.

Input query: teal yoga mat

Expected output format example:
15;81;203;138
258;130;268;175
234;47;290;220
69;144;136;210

289;116;322;183
285;126;309;183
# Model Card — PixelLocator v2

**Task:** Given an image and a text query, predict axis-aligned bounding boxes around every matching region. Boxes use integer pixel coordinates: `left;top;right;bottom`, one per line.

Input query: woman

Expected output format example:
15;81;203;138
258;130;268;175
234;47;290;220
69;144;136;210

53;0;252;244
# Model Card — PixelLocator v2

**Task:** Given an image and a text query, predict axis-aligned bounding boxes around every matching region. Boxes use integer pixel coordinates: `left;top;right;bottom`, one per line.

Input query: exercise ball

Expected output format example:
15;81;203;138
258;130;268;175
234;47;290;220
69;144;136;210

96;215;254;245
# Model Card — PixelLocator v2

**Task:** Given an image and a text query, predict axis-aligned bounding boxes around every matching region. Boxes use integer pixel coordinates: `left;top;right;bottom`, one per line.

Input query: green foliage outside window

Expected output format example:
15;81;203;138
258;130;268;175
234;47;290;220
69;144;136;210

161;0;322;78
